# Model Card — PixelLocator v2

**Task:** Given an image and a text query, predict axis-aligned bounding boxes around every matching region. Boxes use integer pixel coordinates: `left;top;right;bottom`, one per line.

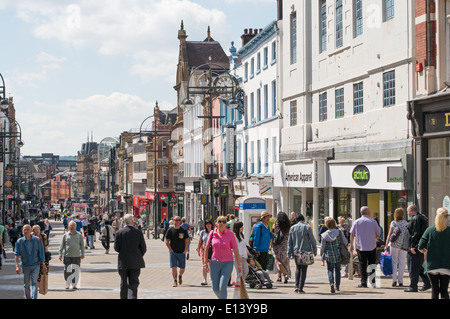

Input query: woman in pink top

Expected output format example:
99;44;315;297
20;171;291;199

204;216;242;299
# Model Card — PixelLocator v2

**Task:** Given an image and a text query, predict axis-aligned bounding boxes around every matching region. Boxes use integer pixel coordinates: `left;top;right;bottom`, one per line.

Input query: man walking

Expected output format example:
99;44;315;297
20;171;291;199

349;206;381;288
253;211;274;270
114;214;147;299
403;204;431;292
59;220;85;289
165;216;189;287
14;224;47;299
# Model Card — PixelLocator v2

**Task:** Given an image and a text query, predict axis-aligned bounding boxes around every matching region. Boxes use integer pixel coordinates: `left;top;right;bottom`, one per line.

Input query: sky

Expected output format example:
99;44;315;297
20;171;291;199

0;0;276;156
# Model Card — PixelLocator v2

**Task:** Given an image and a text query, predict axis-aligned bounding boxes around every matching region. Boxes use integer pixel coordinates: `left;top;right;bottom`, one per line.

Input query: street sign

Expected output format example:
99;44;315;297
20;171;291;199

175;183;185;192
200;195;208;205
193;181;201;193
226;125;236;179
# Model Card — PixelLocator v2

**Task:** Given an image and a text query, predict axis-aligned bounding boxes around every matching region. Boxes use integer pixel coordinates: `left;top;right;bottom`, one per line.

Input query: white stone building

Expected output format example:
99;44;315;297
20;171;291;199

231;21;281;216
276;0;416;236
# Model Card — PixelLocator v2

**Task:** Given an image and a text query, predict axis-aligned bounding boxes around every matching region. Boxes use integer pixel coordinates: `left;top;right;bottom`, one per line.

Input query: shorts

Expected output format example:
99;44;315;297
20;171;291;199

170;252;186;269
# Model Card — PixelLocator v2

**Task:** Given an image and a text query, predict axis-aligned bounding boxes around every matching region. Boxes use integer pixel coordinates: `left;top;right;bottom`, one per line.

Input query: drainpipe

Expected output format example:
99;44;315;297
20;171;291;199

426;0;432;66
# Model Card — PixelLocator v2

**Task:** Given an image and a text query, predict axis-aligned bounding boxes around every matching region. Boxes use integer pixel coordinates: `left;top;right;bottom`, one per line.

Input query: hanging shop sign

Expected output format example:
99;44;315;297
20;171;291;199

387;166;404;183
226;125;237;179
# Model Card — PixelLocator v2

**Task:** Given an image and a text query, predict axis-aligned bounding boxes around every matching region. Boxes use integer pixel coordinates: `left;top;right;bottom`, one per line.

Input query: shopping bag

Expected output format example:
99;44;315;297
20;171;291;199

267;251;274;271
380;252;392;276
38;273;48;295
240;277;249;299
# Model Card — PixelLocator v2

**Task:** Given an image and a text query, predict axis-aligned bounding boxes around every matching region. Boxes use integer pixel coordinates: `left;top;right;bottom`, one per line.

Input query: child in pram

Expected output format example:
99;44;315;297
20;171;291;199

246;256;273;289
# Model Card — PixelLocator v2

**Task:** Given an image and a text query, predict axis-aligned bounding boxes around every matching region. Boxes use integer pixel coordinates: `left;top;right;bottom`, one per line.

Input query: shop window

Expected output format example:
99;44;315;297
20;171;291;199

335;188;353;223
427;137;450;224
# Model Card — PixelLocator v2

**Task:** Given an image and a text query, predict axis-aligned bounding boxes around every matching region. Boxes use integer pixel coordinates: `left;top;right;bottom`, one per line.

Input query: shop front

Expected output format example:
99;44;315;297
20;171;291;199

408;94;450;224
145;192;178;223
133;195;148;218
328;160;413;239
274;159;327;236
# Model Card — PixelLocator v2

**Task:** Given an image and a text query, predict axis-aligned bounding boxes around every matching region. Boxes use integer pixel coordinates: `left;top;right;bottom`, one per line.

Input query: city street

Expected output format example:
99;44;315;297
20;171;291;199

0;220;432;301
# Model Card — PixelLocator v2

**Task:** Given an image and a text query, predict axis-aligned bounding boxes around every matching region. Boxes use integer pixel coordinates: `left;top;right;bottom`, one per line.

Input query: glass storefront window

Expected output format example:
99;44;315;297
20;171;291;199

335;188;352;223
385;190;407;237
318;188;329;226
428;137;450;224
288;187;302;215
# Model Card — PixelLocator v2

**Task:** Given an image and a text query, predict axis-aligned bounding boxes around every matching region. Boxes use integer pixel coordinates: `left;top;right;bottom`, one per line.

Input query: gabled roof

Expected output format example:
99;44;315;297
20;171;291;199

186;41;230;71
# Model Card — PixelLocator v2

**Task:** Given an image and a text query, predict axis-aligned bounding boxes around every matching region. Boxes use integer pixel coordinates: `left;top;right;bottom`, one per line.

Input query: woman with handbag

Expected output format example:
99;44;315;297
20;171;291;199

272;212;291;283
384;208;408;287
320;218;348;293
288;214;317;294
203;216;242;299
31;225;49;295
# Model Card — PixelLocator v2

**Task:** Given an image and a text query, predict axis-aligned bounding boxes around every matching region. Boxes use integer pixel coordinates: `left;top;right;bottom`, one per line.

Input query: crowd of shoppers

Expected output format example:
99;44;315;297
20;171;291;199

2;202;449;300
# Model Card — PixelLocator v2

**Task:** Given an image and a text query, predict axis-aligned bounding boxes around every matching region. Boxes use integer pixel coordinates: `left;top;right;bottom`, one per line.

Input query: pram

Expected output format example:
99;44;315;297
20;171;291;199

245;245;273;289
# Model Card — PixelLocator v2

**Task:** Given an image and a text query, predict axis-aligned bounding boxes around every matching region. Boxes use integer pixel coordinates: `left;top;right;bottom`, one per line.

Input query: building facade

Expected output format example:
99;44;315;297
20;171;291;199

231;22;281;217
276;0;416;236
408;0;450;224
174;22;231;223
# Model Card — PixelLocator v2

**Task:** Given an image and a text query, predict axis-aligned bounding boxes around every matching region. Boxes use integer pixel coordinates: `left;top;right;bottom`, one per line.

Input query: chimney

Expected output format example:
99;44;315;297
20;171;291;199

241;27;258;47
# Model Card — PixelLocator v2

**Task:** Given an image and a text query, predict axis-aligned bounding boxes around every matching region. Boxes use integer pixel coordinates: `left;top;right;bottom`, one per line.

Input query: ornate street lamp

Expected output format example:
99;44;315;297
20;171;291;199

181;63;243;221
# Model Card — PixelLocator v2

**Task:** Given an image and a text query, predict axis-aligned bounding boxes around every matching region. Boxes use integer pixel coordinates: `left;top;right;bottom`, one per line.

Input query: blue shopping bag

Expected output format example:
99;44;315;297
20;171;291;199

380;252;392;276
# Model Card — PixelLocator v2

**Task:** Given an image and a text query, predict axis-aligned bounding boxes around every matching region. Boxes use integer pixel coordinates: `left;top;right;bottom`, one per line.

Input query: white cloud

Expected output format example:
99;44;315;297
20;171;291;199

17;92;175;155
12;51;66;88
8;0;230;83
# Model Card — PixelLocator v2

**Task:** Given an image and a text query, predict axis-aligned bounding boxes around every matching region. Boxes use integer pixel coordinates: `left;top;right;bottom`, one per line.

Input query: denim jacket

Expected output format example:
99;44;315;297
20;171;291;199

15;236;45;267
288;222;317;258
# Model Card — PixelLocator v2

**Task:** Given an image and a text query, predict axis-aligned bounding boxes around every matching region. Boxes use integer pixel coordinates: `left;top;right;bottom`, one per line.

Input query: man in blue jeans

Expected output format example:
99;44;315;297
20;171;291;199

14;224;47;299
253;211;274;270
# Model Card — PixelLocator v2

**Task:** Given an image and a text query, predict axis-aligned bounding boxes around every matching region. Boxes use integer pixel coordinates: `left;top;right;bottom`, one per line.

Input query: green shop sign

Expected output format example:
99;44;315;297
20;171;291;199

353;165;370;186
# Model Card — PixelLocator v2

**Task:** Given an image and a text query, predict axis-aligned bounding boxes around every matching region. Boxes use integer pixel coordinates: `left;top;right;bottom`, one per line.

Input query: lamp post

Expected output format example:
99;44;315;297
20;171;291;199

138;103;174;239
181;63;243;221
1;115;24;226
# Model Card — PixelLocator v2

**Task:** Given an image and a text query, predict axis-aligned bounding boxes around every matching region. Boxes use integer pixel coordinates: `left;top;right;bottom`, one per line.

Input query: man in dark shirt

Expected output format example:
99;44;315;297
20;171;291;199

404;204;431;292
165;216;189;287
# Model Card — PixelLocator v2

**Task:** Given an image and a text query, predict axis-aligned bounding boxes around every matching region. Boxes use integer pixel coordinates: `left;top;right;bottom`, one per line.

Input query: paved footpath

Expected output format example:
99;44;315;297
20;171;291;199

0;220;433;301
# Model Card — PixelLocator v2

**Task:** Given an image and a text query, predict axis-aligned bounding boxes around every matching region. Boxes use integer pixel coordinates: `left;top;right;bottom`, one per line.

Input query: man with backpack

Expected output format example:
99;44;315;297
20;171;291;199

403;204;431;292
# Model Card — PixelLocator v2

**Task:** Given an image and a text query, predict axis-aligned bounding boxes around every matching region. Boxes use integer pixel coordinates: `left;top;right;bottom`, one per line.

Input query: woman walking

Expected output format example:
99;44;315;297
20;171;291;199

32;225;50;294
272;212;291;283
418;208;450;299
320;218;347;293
204;216;242;299
197;219;213;285
232;221;250;297
101;220;115;254
288;214;317;294
384;208;408;286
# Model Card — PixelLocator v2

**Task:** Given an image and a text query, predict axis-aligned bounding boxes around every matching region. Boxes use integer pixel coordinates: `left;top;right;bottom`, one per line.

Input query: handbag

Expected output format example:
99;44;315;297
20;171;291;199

389;223;401;243
207;231;213;260
295;227;315;266
338;230;351;265
273;228;284;245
